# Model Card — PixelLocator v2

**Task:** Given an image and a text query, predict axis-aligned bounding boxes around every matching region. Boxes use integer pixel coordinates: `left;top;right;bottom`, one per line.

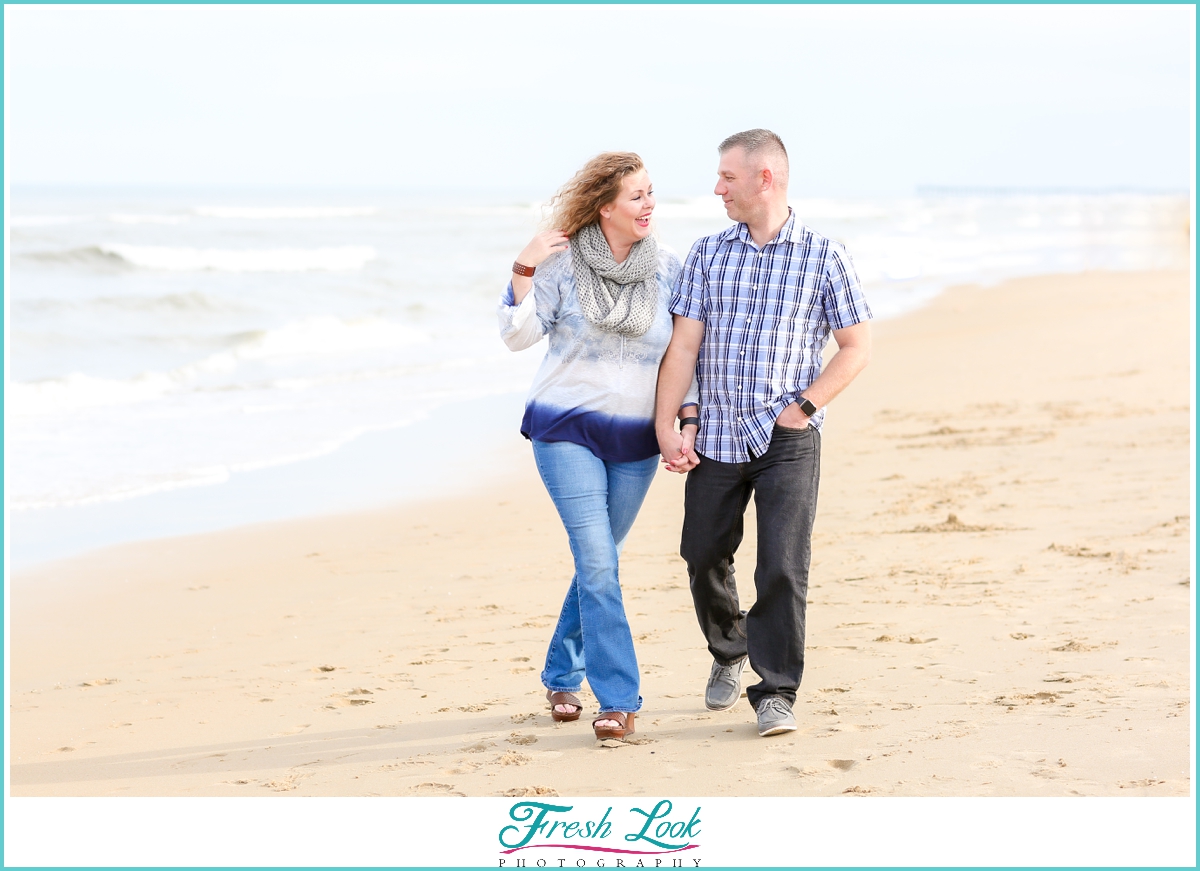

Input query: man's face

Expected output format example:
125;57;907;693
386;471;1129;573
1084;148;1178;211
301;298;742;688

714;147;763;224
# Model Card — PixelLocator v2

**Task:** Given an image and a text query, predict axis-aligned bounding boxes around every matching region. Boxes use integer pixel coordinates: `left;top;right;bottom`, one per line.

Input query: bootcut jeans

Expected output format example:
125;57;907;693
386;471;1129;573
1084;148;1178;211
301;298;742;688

531;438;658;714
680;424;822;708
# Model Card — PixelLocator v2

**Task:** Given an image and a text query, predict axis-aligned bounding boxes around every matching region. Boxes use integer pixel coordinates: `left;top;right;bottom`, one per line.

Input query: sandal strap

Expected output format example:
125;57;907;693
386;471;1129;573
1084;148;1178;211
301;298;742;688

547;690;582;709
593;711;628;726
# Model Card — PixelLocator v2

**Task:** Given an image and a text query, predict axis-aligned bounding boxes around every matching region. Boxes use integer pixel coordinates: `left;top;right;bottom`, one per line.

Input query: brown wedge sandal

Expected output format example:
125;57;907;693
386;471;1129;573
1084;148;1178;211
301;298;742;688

546;690;583;722
593;711;635;741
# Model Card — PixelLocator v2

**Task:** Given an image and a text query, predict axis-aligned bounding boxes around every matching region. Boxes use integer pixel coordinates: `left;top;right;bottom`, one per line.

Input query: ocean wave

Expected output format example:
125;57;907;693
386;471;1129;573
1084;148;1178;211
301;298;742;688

9;214;92;228
97;243;377;272
108;213;189;225
9;372;177;416
10;466;237;512
193;206;377;219
21;246;131;270
8;418;412;512
13;290;235;315
10;316;431;416
222;316;429;362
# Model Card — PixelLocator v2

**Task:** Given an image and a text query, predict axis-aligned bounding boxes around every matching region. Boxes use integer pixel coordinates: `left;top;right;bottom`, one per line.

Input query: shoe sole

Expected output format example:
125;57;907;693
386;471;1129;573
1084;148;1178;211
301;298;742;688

758;723;797;737
705;695;741;712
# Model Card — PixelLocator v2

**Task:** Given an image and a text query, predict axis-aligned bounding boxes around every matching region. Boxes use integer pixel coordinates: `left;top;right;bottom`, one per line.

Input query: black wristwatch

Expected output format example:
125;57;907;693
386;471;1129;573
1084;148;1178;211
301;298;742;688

797;397;818;416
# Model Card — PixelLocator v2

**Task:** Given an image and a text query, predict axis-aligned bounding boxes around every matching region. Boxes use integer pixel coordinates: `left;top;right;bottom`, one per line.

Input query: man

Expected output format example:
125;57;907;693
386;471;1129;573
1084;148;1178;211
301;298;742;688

655;129;872;737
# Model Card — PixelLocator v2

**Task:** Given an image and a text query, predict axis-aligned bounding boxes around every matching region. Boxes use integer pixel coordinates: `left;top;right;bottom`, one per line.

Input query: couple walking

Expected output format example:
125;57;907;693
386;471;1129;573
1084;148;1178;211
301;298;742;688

497;129;872;741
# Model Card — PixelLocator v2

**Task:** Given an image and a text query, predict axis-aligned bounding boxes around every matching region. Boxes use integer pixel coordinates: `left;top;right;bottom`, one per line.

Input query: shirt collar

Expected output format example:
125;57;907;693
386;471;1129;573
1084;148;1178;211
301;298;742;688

723;208;803;249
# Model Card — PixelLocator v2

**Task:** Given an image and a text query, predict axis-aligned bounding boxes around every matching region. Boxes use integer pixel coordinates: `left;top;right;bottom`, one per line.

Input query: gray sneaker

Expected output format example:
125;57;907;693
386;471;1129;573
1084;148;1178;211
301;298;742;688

705;657;747;711
755;696;797;736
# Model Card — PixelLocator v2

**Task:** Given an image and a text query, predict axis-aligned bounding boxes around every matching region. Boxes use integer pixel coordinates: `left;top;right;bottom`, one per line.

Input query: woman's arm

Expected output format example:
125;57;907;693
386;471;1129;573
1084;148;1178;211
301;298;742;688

498;230;570;351
511;230;568;305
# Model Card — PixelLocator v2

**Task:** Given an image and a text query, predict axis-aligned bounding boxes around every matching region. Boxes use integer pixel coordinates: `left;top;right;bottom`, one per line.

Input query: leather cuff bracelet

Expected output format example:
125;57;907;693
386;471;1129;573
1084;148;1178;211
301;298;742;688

512;261;536;277
679;417;700;428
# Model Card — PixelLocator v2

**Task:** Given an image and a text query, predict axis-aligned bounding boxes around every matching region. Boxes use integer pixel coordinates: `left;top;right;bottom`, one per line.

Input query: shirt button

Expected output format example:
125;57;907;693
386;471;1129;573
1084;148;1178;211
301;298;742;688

752;285;758;291
739;351;745;356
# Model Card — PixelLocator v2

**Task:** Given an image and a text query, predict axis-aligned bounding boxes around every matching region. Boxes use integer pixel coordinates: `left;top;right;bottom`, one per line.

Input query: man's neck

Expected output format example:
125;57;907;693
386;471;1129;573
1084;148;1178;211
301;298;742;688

745;204;792;248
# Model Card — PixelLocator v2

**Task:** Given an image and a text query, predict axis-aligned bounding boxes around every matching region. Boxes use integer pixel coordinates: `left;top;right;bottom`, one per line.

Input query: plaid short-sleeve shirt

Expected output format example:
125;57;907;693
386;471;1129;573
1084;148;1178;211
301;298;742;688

670;210;872;463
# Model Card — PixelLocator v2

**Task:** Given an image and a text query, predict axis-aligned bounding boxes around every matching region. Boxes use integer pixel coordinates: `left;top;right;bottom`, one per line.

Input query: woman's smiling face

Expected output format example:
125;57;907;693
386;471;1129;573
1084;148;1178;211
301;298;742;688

599;169;655;250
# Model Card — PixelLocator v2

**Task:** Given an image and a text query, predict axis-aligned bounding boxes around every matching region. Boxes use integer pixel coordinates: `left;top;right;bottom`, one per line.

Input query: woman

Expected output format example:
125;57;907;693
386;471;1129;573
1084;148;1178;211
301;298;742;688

497;152;693;742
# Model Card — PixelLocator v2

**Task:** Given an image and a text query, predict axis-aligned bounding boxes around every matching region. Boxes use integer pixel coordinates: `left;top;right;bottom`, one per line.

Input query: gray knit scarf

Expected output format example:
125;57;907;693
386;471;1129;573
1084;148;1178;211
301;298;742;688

569;222;659;338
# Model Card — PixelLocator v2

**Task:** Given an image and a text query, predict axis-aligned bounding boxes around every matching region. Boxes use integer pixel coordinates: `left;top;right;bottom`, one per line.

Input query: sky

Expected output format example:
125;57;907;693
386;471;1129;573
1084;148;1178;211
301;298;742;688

3;4;1195;197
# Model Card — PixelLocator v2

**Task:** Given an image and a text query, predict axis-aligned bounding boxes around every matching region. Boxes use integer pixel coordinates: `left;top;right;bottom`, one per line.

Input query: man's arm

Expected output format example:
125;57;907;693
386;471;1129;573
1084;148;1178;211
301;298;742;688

656;315;705;472
775;320;872;428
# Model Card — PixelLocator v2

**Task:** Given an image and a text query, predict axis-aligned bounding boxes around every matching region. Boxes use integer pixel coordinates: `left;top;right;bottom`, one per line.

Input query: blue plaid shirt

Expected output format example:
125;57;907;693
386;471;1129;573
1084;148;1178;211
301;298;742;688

670;210;872;463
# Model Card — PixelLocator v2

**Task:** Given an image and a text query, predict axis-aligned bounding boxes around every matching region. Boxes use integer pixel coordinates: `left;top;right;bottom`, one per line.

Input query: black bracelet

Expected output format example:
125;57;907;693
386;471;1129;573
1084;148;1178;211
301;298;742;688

679;417;700;429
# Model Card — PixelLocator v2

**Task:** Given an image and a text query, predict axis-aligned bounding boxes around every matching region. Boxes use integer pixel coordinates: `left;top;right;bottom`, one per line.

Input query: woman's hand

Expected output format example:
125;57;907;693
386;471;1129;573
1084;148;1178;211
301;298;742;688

511;230;569;305
658;423;700;474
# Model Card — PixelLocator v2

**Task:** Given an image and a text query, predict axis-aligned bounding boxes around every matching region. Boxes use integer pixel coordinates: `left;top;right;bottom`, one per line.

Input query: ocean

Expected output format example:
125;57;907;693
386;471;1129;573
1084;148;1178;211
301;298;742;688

6;187;1190;566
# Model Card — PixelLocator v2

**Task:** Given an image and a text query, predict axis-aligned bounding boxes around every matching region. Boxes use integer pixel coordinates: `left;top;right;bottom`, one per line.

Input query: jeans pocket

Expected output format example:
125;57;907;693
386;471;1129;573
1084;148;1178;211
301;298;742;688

773;423;811;436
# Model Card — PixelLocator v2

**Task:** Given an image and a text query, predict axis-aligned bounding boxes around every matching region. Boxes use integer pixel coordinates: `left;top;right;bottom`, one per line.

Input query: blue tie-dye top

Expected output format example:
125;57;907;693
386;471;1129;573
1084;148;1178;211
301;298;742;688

498;243;691;462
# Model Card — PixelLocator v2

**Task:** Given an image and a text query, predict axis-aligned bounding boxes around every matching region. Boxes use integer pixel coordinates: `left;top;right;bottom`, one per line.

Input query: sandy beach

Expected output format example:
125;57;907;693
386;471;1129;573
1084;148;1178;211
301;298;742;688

9;269;1192;799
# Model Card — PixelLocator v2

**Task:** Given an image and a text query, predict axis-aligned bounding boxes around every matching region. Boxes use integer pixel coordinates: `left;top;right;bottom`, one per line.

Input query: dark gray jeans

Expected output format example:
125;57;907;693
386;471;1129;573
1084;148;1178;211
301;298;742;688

680;424;821;707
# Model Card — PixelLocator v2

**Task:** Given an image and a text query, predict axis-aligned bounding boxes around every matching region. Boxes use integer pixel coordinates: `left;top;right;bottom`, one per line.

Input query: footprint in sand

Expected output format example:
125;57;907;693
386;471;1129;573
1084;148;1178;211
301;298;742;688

263;771;310;792
502;786;559;797
379;760;434;771
414;782;465;796
1052;640;1113;652
272;724;311;737
507;732;538;746
462;741;495;753
828;759;857;771
496;751;532;766
843;785;873;795
325;692;374;709
788;765;834;781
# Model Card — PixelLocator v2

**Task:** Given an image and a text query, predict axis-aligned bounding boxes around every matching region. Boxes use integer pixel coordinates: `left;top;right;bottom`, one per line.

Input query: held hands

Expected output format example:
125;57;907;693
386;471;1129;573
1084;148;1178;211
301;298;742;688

658;425;700;474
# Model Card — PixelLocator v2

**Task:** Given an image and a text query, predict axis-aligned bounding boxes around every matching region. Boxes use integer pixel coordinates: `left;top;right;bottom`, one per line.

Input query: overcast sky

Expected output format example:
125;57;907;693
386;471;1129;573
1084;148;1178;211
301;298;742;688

4;4;1195;197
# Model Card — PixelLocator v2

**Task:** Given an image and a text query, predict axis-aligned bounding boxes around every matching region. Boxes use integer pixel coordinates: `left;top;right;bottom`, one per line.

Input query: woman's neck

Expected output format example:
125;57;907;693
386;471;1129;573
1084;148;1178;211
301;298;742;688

600;225;634;264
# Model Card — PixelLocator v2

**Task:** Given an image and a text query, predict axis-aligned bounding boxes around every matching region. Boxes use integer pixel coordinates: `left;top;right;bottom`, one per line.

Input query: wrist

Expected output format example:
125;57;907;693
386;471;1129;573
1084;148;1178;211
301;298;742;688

794;395;818;416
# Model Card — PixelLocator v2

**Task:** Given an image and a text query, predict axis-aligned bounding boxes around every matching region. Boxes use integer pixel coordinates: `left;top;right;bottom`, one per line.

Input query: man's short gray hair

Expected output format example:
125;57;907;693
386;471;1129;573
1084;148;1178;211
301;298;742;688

719;128;788;160
719;128;789;187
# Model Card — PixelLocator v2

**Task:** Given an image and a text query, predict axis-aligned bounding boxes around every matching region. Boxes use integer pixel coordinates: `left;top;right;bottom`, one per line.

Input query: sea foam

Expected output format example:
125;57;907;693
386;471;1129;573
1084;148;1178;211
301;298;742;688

97;244;377;272
193;206;377;219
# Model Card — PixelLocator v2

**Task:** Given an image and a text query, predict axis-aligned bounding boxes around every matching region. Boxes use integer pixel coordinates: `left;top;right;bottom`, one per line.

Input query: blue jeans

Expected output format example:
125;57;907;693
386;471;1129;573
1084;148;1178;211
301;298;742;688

531;439;658;714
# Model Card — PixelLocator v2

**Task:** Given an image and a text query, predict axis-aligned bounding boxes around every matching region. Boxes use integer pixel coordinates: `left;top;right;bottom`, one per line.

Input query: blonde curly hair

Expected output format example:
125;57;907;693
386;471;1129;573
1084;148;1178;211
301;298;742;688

546;152;645;238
